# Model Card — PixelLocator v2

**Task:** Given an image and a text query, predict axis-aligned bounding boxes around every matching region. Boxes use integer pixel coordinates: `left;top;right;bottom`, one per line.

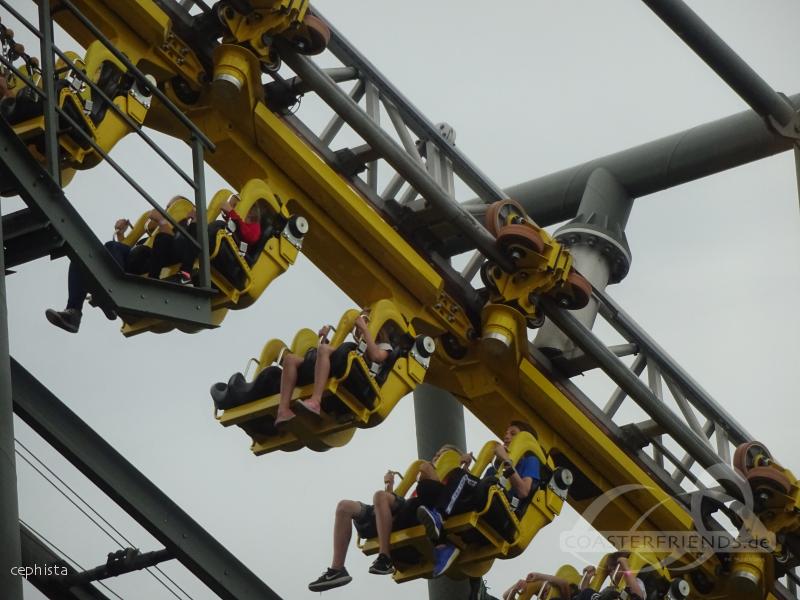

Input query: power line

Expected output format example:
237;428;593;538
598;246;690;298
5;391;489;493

15;439;196;600
15;442;189;600
16;438;134;545
16;439;196;600
20;518;126;600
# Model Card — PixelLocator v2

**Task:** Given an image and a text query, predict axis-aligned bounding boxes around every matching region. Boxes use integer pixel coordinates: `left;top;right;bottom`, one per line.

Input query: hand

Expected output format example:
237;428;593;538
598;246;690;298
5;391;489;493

526;572;540;582
383;470;396;486
187;208;197;221
583;565;596;576
494;442;510;462
114;218;129;233
459;452;474;467
220;200;233;215
317;325;331;339
354;315;368;332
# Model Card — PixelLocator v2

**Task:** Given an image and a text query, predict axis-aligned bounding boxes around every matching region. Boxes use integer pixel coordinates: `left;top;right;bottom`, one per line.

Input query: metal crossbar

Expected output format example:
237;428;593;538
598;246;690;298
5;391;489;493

0;54;199;248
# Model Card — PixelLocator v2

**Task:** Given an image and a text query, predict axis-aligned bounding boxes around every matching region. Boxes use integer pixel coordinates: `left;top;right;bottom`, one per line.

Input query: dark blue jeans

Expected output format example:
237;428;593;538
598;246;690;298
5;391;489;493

66;241;152;310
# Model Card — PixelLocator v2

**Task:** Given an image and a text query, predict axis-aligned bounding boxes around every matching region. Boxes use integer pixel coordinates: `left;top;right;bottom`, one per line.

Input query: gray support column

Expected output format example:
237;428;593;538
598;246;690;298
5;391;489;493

11;359;282;600
413;384;470;600
535;168;632;354
0;212;23;599
641;0;797;126
38;0;60;184
472;93;800;227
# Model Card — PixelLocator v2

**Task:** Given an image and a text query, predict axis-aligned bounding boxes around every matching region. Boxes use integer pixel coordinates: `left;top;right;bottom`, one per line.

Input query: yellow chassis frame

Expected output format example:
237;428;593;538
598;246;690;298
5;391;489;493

40;2;785;596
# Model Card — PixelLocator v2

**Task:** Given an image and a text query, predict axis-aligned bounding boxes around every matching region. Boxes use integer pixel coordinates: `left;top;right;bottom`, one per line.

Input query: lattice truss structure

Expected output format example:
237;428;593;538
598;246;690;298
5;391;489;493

0;1;798;600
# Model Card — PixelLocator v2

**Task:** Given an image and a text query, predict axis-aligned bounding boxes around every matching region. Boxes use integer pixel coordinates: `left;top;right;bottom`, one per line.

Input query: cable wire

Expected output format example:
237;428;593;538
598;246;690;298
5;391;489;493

15;439;195;600
20;518;126;600
16;442;188;600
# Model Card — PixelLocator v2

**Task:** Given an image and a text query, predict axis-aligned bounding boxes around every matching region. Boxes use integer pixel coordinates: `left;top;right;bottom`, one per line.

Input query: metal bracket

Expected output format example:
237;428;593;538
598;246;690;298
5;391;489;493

280;223;305;249
768;109;800;142
409;346;431;369
547;474;570;501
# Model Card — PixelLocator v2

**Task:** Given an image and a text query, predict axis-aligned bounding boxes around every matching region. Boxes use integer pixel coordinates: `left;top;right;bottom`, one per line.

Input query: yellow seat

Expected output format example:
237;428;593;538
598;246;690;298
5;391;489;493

360;431;569;582
120;178;304;336
216;299;434;454
585;550;688;600
514;564;582;600
8;41;148;179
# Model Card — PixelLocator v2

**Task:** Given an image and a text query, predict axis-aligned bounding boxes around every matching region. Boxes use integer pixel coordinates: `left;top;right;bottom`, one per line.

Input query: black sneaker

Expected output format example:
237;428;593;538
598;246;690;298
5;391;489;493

368;553;395;575
86;294;117;320
45;308;82;333
308;567;352;592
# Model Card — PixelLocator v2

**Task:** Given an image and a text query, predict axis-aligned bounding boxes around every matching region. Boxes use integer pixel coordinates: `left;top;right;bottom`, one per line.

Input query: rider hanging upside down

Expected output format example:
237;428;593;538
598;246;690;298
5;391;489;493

274;309;392;424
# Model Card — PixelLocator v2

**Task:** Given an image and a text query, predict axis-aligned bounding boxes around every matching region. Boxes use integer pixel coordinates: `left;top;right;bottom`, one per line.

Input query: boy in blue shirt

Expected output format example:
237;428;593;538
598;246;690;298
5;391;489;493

417;421;541;577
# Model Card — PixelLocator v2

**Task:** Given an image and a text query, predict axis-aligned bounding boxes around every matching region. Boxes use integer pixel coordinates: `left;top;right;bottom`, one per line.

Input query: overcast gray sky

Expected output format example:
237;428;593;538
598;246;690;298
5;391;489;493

5;1;799;599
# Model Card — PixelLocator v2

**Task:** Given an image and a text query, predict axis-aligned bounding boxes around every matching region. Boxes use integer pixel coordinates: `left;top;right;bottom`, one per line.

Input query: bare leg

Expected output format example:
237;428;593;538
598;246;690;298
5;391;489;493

331;499;361;569
373;490;395;557
275;353;302;423
305;343;334;410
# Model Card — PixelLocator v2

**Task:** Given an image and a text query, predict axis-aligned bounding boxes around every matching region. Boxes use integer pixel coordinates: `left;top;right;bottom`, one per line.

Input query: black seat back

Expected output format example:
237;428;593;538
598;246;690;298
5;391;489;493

89;61;128;125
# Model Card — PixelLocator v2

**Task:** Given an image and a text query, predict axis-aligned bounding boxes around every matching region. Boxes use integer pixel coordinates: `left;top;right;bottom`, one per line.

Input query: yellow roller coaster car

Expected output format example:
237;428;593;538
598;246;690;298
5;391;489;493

3;40;152;180
214;299;435;454
359;431;571;582
120;178;305;336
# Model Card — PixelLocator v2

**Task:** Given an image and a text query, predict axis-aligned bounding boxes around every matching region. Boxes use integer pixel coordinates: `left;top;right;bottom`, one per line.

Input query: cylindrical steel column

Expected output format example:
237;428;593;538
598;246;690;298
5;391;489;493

535;168;632;354
0;212;23;599
641;0;797;126
413;384;470;599
468;93;800;227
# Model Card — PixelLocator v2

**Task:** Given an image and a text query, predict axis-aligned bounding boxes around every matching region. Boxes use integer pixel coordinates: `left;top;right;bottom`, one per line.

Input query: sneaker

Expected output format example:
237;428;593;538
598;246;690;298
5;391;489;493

417;506;443;544
45;308;82;333
86;294;117;320
432;544;460;578
368;553;395;575
308;567;352;592
178;270;192;285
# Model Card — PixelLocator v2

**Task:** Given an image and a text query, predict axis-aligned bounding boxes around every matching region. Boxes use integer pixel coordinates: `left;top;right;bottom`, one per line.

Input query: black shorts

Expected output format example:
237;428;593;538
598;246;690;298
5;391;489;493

296;342;358;386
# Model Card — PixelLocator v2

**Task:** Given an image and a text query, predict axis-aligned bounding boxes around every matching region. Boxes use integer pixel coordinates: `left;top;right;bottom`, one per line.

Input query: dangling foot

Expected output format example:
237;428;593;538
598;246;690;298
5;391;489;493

45;308;82;333
298;398;322;416
274;410;296;425
432;544;460;578
308;566;351;591
368;553;395;575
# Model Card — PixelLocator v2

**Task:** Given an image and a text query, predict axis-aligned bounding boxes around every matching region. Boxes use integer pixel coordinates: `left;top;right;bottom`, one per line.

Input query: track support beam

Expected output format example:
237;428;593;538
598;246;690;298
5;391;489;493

0;200;23;600
11;359;282;600
641;0;798;127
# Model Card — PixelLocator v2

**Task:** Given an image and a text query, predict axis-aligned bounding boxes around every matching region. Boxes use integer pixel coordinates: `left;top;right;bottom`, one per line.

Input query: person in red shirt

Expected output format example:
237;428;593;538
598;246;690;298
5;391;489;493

170;193;262;284
219;193;261;246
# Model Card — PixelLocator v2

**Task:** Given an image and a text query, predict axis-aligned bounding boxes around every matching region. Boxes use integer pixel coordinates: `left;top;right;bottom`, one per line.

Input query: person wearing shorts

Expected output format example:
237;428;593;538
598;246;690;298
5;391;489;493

307;444;466;592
